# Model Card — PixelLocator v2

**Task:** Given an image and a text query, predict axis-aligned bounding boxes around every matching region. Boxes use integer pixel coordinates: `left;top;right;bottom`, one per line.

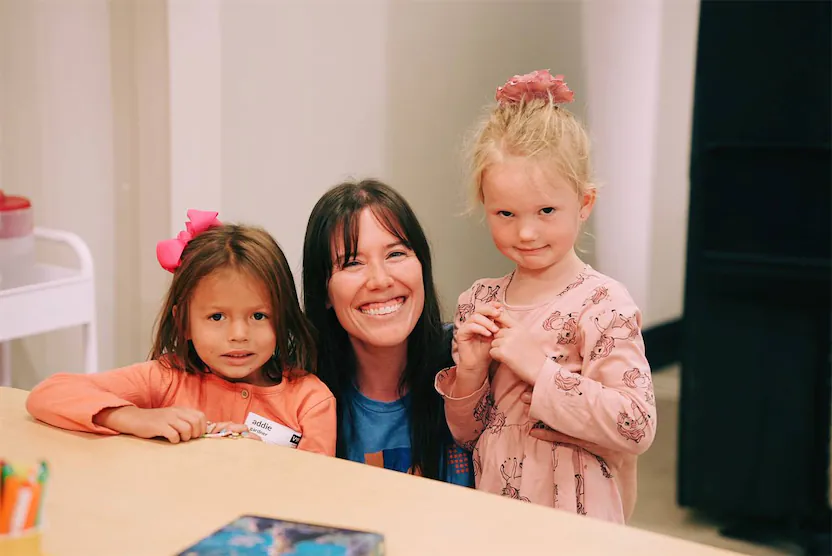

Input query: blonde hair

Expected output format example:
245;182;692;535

466;95;594;210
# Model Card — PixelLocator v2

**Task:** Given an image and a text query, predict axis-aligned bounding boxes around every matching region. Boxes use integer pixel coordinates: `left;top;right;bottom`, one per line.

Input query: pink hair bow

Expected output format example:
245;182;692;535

156;209;222;272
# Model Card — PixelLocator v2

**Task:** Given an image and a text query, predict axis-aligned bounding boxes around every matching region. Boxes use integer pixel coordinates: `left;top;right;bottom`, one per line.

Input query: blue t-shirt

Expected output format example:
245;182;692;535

341;384;474;487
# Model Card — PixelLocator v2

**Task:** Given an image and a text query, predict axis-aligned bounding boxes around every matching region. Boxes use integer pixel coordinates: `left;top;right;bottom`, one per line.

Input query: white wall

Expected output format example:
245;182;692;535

385;0;592;314
582;0;662;320
0;0;117;388
168;0;222;231
649;0;700;326
220;0;388;280
0;0;171;388
217;0;592;314
583;0;699;328
116;0;172;360
0;0;699;388
216;0;697;326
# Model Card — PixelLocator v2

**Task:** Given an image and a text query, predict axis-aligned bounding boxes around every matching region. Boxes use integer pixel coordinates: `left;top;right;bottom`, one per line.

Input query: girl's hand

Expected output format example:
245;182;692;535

491;311;547;386
205;421;262;441
454;303;501;395
94;406;207;444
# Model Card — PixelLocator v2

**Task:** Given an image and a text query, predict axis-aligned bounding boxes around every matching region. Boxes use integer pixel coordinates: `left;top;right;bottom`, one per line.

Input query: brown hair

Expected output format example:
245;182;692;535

150;224;316;383
467;95;594;210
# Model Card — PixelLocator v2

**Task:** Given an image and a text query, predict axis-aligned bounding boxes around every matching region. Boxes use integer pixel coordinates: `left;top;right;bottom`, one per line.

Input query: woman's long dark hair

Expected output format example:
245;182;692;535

303;179;449;479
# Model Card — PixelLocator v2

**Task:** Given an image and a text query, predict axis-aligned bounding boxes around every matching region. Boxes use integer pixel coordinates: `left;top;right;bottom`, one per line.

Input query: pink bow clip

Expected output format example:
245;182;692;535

156;209;222;272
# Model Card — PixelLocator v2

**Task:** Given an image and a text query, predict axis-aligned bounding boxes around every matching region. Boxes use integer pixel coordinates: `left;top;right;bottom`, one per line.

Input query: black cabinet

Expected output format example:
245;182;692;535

679;0;831;551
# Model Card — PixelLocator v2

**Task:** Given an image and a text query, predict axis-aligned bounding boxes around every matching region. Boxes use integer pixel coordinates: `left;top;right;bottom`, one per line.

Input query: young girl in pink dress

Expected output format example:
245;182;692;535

435;70;656;523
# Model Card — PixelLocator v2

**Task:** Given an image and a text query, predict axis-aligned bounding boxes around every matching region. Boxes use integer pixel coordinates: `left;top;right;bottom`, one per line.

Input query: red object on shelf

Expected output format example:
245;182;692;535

0;190;33;239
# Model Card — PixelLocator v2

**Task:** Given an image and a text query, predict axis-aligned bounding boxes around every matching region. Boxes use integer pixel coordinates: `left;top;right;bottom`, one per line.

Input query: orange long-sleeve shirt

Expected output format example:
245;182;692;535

25;360;336;456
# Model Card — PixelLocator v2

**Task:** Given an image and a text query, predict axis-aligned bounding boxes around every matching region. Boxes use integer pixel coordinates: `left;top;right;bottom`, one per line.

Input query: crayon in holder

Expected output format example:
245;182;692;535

0;528;43;556
0;460;48;555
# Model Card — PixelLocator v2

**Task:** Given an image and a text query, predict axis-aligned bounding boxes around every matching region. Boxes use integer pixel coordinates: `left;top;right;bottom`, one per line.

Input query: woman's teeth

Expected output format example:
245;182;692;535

360;299;404;316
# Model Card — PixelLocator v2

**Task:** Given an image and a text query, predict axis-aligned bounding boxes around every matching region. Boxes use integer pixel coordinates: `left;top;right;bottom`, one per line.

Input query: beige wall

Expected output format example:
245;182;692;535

649;0;699;326
0;0;169;389
0;0;699;388
1;0;117;389
385;0;592;315
218;0;592;316
220;0;388;280
583;0;699;328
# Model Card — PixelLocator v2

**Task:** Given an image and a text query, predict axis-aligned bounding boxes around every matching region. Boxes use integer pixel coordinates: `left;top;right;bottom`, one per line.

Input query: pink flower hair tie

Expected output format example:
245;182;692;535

156;209;222;273
495;69;575;106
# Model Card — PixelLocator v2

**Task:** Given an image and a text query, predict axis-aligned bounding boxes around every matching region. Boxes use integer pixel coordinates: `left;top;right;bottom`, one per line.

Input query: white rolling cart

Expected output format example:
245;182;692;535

0;227;98;387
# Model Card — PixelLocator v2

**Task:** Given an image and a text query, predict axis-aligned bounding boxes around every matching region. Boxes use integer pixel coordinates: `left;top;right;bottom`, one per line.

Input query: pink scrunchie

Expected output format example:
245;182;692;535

495;69;575;106
156;209;222;273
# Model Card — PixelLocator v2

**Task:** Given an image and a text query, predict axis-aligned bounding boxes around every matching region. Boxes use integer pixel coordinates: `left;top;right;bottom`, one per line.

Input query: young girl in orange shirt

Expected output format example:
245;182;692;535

27;210;336;455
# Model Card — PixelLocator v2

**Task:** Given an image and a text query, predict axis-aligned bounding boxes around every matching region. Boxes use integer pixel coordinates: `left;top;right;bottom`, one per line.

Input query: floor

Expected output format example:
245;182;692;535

629;365;801;555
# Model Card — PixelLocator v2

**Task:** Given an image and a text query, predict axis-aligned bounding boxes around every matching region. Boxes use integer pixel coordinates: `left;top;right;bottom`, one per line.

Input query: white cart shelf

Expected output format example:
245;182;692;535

0;227;98;387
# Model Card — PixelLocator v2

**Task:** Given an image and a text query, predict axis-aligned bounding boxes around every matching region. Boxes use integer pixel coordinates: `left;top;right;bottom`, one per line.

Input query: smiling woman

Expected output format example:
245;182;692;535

302;180;473;485
326;209;426;354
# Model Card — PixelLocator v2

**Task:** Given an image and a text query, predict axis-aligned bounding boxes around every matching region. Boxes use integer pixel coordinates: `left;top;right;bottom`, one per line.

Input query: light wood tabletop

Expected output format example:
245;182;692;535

0;387;743;555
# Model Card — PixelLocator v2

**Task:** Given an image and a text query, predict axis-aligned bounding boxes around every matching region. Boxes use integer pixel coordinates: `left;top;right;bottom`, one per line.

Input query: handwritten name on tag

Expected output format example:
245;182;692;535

244;412;301;449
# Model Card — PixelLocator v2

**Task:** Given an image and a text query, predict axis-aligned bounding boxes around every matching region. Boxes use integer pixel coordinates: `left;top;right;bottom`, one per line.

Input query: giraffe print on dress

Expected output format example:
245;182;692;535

590;310;640;360
573;450;587;515
552;444;561;507
617;401;652;443
582;286;609;306
622;367;655;406
558;273;587;296
473;390;506;435
555;369;583;396
596;455;613;479
456;283;502;324
500;458;530;502
550;353;568;365
477;284;500;304
542;310;579;345
471;446;482;478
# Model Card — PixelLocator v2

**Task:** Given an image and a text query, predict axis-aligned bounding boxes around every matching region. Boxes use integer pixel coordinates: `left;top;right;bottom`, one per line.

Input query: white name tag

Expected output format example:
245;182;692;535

244;412;302;449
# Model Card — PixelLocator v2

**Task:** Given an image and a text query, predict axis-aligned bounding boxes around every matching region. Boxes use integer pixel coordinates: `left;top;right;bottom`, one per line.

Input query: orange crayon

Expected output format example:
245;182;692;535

0;462;20;534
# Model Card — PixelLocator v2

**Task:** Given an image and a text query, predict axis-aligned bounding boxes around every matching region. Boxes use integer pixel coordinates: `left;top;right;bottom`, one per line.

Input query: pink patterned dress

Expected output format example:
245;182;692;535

435;265;656;523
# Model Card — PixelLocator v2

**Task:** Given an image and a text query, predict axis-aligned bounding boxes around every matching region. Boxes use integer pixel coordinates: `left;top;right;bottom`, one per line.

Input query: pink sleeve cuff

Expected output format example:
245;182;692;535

435;366;488;401
529;358;563;424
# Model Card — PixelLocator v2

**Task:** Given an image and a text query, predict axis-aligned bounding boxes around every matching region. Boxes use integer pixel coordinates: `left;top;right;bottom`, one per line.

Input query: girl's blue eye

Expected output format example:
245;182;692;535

498;210;513;217
541;207;555;214
209;313;223;321
342;260;360;268
388;251;407;259
253;312;267;321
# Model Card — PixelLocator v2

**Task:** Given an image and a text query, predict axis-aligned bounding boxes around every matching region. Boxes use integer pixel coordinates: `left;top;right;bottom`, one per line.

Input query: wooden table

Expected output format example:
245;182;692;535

0;387;742;555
